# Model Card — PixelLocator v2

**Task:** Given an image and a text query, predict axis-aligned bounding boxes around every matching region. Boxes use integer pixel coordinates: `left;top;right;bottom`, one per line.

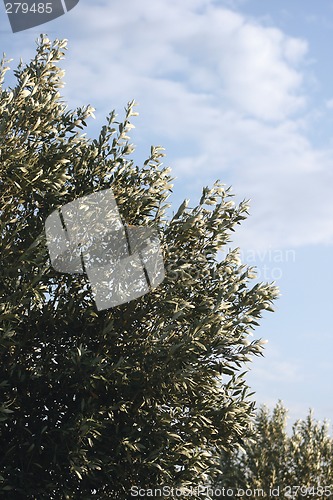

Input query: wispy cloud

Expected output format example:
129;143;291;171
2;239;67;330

3;0;333;249
248;354;303;384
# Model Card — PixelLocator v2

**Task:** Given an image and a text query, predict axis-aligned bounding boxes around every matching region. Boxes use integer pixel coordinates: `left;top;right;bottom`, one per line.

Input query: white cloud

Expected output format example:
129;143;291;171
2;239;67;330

65;0;308;122
209;11;307;120
2;0;333;250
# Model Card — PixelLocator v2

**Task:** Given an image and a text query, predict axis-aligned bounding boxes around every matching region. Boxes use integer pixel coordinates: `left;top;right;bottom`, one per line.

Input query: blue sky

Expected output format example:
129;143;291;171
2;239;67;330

1;0;333;426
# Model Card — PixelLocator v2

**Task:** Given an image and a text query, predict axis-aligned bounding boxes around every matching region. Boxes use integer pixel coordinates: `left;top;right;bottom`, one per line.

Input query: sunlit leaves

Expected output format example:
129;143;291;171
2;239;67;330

0;37;279;498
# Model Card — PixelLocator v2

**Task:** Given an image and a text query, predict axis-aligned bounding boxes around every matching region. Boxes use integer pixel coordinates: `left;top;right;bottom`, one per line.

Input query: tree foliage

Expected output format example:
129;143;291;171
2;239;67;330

0;36;278;498
217;402;333;498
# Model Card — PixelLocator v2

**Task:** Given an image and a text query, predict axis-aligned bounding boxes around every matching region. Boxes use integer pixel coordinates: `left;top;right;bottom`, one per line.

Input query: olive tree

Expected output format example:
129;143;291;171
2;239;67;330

217;402;333;497
0;36;278;498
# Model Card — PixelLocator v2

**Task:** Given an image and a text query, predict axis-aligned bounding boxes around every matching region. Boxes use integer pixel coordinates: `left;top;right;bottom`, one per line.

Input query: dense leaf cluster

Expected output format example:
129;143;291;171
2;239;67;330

0;37;278;498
